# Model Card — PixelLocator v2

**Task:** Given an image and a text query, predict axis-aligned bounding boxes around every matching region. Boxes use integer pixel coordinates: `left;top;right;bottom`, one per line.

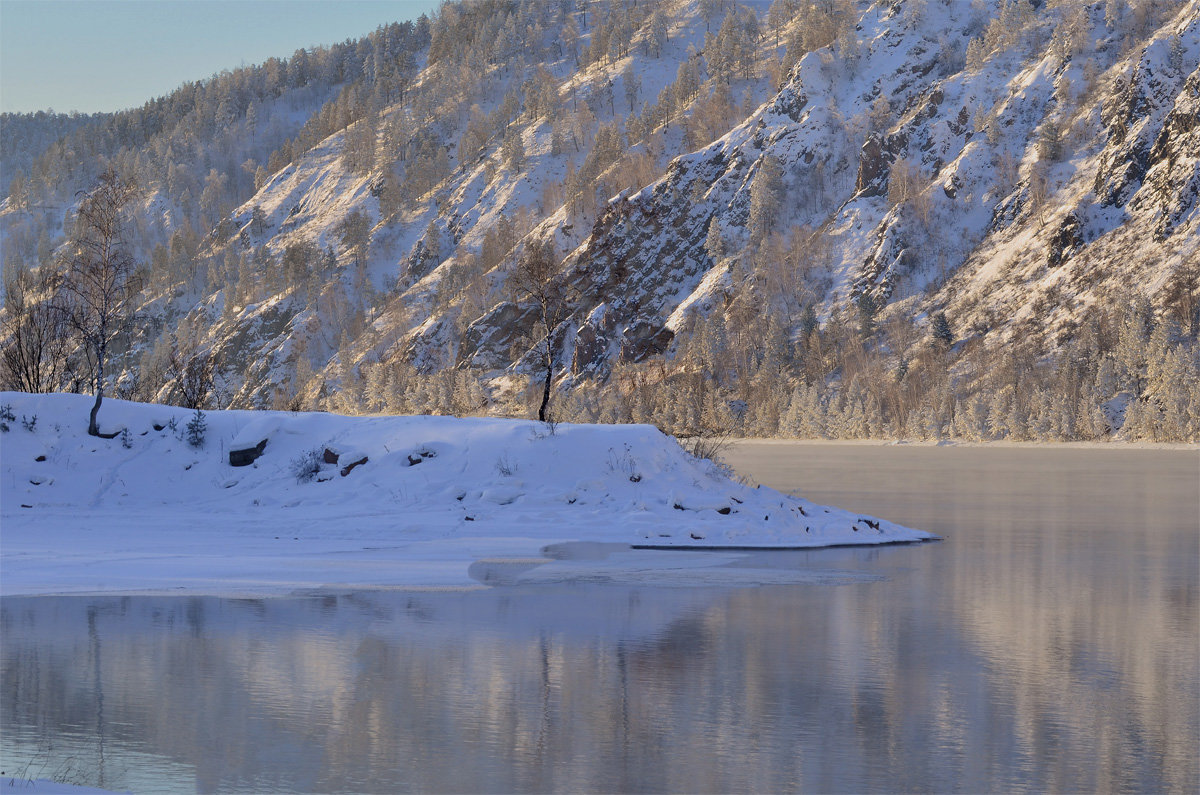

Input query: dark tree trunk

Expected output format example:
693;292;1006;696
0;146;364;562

88;338;106;437
89;387;103;436
88;351;103;436
539;349;552;422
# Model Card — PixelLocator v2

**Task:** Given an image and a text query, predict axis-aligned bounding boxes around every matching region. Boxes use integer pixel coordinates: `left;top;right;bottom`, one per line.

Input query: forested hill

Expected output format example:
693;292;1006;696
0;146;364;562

2;0;1198;442
0;111;111;194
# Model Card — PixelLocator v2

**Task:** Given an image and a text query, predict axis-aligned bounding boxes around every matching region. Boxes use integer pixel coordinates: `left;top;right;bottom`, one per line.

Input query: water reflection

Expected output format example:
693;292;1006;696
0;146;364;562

3;448;1197;793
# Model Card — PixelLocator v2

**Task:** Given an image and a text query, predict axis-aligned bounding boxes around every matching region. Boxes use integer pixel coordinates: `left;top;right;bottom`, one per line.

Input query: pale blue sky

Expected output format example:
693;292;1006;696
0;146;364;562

0;0;441;114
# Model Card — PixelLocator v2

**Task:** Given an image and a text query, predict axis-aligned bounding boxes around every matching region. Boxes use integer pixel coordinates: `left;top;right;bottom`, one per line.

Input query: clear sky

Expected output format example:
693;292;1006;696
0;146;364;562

0;0;442;115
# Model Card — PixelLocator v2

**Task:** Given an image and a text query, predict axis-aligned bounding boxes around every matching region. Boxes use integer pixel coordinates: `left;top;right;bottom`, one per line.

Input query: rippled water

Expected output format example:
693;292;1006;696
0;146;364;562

2;445;1197;793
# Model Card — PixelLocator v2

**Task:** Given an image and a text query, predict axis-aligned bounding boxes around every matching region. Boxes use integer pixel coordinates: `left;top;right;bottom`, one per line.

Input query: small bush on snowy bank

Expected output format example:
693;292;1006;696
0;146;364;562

0;404;14;432
495;453;517;477
291;447;324;482
683;433;737;479
607;444;642;483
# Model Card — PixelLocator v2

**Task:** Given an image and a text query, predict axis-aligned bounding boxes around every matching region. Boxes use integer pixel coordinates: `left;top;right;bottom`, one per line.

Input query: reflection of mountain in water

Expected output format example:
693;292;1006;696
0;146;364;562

2;448;1197;793
1;586;730;792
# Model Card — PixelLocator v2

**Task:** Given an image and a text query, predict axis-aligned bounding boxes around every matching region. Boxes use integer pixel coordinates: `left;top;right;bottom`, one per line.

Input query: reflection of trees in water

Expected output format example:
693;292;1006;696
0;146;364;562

2;504;1197;793
727;444;1200;792
86;605;105;790
937;515;1197;793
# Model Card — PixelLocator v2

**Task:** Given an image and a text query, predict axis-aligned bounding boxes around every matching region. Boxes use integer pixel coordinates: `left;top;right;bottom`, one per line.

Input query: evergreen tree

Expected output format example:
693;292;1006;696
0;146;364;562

856;292;880;339
931;312;953;348
622;64;641;112
502;130;524;173
748;154;784;245
185;409;207;447
336;210;372;269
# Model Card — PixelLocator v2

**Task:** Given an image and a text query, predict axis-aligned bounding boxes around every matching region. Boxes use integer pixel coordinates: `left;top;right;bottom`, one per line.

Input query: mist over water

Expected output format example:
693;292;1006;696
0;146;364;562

3;445;1197;793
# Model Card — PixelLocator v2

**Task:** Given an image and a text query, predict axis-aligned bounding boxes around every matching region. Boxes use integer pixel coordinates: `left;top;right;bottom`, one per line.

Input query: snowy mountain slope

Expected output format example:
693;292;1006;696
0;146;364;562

152;0;781;406
0;392;934;595
486;0;1200;381
2;0;1197;440
198;0;1196;409
937;5;1200;346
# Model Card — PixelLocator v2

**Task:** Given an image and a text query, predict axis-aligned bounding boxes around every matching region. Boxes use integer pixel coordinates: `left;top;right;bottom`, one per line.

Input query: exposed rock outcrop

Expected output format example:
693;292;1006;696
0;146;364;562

229;439;268;467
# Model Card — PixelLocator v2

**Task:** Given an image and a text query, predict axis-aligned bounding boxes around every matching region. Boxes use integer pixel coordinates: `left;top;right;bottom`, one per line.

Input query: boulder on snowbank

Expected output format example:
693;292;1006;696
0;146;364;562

230;438;268;466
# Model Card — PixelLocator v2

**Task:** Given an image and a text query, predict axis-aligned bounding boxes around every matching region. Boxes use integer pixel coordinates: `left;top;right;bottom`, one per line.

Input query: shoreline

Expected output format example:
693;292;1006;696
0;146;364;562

726;437;1199;451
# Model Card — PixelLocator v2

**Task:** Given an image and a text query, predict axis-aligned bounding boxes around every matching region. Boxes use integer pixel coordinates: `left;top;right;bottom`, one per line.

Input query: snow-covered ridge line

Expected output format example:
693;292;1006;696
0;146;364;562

0;392;934;596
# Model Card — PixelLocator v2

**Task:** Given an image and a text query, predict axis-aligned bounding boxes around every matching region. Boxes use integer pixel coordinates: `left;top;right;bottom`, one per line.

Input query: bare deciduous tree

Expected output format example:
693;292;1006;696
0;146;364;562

57;169;141;436
509;239;576;422
1;266;74;393
166;334;221;410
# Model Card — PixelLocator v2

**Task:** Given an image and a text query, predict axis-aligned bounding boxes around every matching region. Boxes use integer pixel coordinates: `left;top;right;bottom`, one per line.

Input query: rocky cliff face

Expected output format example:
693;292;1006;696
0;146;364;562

442;1;1199;388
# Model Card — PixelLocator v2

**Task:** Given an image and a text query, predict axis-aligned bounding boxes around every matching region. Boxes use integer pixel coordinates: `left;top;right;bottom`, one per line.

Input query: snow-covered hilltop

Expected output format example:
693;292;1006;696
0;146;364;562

0;392;935;596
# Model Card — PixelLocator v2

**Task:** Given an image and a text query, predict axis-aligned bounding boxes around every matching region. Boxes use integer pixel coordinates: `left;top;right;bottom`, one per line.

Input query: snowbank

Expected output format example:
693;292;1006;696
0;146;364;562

0;393;934;595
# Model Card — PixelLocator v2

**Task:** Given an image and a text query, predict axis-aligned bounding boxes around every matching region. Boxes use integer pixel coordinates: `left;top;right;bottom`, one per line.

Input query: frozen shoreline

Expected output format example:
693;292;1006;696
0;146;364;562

726;436;1199;450
0;393;935;597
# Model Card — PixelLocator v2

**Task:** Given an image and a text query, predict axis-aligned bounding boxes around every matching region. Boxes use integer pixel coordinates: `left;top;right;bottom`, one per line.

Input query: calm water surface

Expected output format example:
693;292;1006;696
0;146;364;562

2;445;1197;793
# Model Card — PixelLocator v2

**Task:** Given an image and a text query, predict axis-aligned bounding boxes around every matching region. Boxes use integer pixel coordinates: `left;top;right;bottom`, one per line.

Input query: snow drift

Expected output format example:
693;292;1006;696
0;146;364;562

0;393;935;595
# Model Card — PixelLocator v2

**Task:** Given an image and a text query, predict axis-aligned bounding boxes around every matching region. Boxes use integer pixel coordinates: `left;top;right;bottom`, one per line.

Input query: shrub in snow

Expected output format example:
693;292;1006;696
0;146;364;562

21;414;37;433
291;447;324;482
607;444;642;482
495;453;517;477
185;409;207;448
684;434;736;479
0;404;13;432
121;428;133;449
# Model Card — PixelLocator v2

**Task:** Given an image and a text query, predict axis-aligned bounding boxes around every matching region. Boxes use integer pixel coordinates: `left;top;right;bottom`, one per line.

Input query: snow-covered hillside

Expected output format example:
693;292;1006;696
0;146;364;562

535;0;1200;374
2;0;1197;442
0;392;934;595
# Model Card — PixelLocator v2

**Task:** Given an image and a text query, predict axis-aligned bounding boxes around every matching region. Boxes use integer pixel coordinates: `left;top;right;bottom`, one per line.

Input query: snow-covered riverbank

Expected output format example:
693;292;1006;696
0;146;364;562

0;393;934;596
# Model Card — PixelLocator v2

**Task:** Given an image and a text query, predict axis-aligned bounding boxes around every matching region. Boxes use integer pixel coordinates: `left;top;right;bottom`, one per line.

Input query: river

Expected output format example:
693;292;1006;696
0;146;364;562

2;443;1196;793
